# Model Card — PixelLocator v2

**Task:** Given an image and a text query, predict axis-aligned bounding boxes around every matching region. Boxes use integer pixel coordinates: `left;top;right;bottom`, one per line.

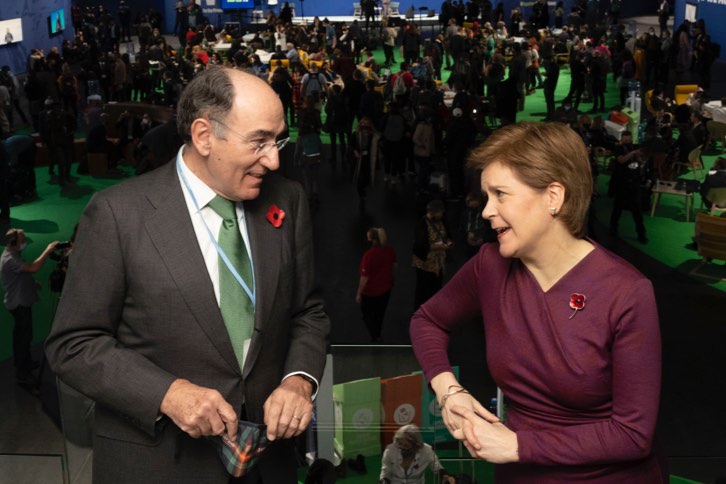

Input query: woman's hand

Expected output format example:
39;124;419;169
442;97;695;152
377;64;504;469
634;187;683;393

439;391;499;440
451;404;519;464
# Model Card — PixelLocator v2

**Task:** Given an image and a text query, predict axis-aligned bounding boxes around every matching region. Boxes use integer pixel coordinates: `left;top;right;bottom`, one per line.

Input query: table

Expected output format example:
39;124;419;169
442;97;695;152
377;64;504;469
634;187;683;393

704;101;726;123
650;179;694;222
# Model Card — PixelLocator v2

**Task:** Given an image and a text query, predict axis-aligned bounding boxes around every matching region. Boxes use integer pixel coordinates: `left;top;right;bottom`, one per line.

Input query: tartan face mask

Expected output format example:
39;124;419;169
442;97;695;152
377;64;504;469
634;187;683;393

208;420;269;478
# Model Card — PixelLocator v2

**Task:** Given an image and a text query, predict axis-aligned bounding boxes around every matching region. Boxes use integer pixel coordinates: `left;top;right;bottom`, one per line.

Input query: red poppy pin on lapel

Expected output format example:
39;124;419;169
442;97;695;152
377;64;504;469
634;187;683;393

266;204;285;228
569;293;586;319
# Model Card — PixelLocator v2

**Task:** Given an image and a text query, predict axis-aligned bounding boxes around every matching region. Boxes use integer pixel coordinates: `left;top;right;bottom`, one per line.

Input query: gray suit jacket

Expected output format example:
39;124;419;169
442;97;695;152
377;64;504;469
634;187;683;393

46;160;330;483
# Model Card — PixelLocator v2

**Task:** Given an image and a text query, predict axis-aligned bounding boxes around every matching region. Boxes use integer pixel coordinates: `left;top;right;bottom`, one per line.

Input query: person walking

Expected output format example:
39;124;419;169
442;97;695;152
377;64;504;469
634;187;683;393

355;227;397;342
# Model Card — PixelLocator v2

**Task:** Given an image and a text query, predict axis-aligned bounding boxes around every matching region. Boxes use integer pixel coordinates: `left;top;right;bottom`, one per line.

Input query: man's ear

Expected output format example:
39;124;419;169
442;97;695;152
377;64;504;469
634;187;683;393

190;118;214;157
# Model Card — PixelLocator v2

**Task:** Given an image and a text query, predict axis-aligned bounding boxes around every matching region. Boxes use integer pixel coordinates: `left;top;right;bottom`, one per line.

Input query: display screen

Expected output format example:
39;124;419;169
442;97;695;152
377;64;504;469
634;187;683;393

49;9;66;35
221;0;255;10
0;18;23;46
685;3;697;23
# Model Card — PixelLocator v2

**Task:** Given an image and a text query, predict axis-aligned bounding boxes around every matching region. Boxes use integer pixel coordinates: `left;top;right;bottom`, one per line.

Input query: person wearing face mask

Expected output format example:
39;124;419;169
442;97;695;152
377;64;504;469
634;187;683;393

379;424;455;484
410;122;663;482
1;229;58;385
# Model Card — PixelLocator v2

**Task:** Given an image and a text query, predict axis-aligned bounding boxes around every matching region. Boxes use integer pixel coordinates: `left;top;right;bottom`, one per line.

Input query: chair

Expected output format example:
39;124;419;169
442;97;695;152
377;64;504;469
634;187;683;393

390;2;401;16
644;89;656;116
353;2;362;17
706;120;726;152
690;213;726;281
706;188;726;216
674;144;705;180
673;84;699;105
269;58;290;70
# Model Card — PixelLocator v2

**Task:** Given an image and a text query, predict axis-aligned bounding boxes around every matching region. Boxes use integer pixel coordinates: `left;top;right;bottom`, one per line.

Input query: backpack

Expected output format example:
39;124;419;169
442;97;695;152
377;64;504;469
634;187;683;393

409;64;429;82
392;74;408;97
304;72;322;97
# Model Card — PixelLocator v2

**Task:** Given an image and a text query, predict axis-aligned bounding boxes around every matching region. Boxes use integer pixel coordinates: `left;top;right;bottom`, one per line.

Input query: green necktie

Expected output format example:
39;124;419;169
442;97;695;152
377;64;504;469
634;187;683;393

207;195;254;370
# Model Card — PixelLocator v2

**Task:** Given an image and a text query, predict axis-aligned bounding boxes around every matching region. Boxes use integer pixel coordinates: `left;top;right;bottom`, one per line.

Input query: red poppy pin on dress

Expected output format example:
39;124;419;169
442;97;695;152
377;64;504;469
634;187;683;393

569;293;586;319
266;204;285;228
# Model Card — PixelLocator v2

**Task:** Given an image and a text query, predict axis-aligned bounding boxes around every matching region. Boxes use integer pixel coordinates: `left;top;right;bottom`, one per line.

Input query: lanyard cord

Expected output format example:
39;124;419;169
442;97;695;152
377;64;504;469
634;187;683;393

177;158;256;307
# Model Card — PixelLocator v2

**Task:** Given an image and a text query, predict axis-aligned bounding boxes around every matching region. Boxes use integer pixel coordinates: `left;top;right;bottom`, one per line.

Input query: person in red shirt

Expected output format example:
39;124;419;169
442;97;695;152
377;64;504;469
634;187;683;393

355;227;397;342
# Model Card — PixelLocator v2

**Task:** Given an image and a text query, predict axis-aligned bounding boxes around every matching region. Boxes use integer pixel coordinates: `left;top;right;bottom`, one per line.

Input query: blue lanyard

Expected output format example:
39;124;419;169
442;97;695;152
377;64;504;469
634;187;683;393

177;158;256;307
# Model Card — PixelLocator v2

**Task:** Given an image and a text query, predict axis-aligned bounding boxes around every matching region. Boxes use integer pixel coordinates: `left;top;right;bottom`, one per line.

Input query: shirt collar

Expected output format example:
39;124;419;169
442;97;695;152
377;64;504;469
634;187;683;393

177;145;219;213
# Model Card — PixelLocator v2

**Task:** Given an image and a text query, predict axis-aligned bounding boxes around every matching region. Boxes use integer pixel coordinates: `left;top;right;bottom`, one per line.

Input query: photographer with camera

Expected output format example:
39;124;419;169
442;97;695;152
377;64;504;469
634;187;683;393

1;229;58;385
48;227;76;294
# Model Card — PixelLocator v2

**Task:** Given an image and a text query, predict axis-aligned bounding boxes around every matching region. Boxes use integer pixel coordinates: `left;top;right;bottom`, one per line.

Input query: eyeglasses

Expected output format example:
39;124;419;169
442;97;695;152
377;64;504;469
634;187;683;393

210;118;290;156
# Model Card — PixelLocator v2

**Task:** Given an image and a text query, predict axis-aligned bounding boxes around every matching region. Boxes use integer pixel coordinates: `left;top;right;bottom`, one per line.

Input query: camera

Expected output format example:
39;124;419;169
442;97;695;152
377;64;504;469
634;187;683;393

55;241;72;250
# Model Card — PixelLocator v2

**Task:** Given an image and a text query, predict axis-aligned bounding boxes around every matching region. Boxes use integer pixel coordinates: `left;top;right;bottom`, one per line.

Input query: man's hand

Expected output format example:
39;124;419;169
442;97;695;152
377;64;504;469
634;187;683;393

160;379;238;439
263;375;314;441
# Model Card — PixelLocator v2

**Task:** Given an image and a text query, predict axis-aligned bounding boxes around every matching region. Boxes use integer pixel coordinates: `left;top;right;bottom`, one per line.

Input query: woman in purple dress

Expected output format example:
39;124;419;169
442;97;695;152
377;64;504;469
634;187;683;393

410;122;664;483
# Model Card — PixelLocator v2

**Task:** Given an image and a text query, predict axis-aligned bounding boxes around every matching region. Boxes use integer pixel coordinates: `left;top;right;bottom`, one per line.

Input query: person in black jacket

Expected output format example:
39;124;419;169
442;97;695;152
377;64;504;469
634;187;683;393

412;199;453;310
609;131;648;243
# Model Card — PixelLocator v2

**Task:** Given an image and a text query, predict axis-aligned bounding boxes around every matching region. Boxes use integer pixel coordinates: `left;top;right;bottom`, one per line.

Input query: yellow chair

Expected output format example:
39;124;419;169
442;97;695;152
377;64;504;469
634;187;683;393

706;188;726;216
690;213;726;281
675;144;705;180
309;60;324;71
673;84;699;105
269;59;290;70
358;66;373;80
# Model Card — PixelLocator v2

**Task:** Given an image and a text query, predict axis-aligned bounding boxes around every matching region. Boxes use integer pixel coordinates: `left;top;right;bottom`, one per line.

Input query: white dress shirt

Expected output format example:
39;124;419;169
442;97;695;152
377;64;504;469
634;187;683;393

175;146;318;396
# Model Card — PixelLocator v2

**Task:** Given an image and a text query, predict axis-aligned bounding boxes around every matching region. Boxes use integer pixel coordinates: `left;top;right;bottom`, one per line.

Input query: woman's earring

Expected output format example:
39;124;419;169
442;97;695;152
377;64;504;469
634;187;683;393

549;207;557;216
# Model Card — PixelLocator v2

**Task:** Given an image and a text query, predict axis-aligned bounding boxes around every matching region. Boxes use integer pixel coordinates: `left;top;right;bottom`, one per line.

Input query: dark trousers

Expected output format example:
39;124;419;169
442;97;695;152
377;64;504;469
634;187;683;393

568;80;584;110
329;130;348;165
383;44;395;66
361;291;391;341
48;143;72;180
384;140;405;177
10;306;33;377
544;87;556;119
591;82;605;111
610;190;646;239
414;268;442;310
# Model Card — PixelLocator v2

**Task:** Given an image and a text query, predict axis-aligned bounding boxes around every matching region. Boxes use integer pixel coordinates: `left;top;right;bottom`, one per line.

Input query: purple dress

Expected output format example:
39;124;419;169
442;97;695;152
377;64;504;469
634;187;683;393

411;242;663;483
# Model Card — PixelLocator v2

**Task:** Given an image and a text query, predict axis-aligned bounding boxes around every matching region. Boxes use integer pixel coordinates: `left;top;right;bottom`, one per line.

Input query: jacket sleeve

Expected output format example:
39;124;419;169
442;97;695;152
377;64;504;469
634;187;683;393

45;193;177;436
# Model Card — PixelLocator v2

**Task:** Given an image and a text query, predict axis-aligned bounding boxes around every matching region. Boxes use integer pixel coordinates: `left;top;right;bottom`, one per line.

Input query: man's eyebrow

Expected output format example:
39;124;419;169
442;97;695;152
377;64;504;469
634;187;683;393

243;129;278;139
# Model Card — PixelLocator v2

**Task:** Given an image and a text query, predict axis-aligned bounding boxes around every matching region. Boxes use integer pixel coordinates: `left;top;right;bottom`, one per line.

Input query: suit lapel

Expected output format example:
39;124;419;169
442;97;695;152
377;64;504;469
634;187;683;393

242;194;281;378
143;163;241;374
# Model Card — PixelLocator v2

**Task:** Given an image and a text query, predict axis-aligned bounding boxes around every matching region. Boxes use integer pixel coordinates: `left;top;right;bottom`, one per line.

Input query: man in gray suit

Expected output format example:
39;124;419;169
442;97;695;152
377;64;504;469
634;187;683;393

46;67;330;483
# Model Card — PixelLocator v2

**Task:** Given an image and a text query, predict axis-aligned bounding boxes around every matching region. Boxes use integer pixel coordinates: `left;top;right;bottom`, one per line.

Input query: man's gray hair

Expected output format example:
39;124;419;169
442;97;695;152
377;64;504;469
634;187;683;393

176;66;235;144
